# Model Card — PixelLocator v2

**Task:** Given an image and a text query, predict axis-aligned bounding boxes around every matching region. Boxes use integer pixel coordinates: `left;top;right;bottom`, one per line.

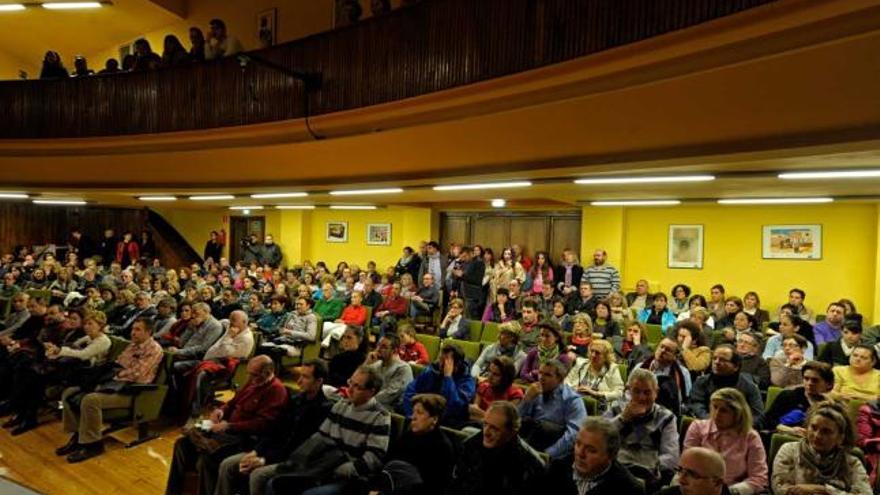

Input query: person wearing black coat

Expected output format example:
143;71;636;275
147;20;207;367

395;247;422;281
453;247;485;320
203;231;224;263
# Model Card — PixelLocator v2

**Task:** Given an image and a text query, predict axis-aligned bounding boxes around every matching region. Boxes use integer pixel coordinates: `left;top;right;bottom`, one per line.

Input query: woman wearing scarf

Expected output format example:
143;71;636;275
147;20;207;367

519;322;572;383
772;401;871;494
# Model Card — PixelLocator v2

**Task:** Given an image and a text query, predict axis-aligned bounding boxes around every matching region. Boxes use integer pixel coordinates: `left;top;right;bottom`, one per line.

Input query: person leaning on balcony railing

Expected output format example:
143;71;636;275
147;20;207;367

206;18;244;61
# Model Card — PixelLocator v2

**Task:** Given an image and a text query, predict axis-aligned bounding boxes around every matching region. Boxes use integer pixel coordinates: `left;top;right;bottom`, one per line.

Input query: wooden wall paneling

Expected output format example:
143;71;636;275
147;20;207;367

0;0;776;138
440;215;470;249
549;217;582;261
509;217;549;256
472;216;509;253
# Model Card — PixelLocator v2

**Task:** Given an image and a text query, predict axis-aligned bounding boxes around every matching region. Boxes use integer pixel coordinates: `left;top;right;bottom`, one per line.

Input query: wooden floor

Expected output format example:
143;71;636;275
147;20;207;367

0;413;180;495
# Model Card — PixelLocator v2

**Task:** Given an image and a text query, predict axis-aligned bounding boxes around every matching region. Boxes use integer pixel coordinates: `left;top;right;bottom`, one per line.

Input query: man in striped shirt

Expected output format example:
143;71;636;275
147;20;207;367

581;249;621;299
268;365;391;495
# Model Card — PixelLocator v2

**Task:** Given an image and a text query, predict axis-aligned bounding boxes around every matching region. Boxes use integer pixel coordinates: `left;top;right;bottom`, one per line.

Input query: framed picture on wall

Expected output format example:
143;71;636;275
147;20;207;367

668;224;703;269
257;8;277;48
326;222;348;243
366;223;391;246
762;224;822;260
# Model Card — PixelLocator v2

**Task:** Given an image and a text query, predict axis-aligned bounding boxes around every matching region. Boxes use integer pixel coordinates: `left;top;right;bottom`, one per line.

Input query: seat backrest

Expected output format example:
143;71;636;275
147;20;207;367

107;336;131;362
582;396;598;416
442;338;481;362
679;415;695;449
467;320;483;342
481;322;500;344
416;333;441;362
768;433;800;474
645;324;663;344
765;386;783;411
618;362;628;382
301;314;324;361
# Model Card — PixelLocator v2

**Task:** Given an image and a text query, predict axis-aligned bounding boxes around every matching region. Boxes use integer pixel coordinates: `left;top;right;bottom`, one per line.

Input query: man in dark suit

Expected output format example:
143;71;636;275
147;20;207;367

549;417;644;494
417;241;447;291
453;246;485;320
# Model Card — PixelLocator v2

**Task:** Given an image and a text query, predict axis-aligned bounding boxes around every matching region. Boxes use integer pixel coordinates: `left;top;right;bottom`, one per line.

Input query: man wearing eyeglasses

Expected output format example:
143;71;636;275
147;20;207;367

687;344;764;428
365;333;413;410
656;447;730;495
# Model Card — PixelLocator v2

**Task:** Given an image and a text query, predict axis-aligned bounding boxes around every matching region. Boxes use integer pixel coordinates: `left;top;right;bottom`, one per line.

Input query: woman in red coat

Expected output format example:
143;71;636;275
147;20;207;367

116;231;140;267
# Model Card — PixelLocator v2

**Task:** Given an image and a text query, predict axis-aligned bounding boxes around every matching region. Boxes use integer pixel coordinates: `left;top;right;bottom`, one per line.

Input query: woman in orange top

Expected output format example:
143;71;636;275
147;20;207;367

320;291;368;347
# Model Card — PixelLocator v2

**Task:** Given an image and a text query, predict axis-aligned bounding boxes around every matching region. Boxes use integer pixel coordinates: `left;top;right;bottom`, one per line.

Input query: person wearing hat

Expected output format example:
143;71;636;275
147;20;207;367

519;321;573;383
471;321;527;378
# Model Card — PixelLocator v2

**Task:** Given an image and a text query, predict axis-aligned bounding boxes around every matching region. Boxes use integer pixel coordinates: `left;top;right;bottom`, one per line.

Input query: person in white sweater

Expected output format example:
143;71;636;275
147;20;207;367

47;311;112;367
186;310;255;417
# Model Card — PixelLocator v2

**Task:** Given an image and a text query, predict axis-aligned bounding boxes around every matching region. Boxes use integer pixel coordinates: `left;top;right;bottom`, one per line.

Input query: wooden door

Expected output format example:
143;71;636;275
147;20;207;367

550;217;582;262
472;216;508;253
229;216;265;263
509;217;548;257
440;215;470;249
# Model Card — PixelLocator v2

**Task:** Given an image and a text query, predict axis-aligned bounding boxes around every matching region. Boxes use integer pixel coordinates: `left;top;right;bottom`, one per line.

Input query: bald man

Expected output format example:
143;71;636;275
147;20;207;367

166;354;289;495
655;447;730;495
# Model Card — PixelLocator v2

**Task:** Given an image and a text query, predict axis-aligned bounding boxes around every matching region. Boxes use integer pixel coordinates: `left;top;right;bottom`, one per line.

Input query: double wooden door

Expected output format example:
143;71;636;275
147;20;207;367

439;211;581;261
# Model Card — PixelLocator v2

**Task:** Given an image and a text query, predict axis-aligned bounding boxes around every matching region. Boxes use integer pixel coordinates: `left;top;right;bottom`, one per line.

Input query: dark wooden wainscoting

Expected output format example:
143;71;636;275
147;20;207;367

439;210;581;260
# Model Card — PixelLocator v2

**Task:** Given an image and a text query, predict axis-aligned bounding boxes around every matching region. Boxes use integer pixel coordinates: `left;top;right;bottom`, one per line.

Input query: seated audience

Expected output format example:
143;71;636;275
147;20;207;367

267;365;390;495
409;273;439;318
403;343;475;427
471;320;526;378
683;387;768;495
607;290;630;323
814;301;846;346
776;287;816;324
669;320;711;374
326;326;368;388
438;297;469;339
742;291;770;328
567;281;600;317
655;447;730;495
637;291;676;333
735;331;770;390
397;323;429;365
369;393;455;495
155;301;193;348
856;400;880;489
819;318;864;367
615;319;653;369
447;401;547;495
152;297;177;337
372;281;407;335
520;321;572;383
565;339;624;411
718;310;758;347
548;416;645;495
676;295;716;329
259;296;317;361
364;333;413;410
769;334;808;388
215;359;332;495
591;300;619;339
669;283;691;316
518;298;542;351
169;302;222;361
634;337;692;416
567;312;593;357
314;282;344;323
762;361;834;435
109;291;157;338
688;345;764;428
771;401;871;494
763;313;815;360
518;360;587;459
626;279;654;313
482;287;516;323
831;344;880;401
604;368;679;492
320;290;367;348
470;355;524;422
57;318;164;463
714;296;744;331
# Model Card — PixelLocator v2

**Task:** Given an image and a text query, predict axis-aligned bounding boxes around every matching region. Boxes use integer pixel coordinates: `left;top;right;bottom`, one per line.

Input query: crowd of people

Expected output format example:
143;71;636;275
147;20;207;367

0;227;878;495
36;0;426;80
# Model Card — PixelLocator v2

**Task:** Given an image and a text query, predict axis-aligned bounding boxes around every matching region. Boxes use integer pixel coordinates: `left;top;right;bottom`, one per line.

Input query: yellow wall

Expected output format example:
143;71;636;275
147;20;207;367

582;204;879;321
0;50;36;81
155;205;432;271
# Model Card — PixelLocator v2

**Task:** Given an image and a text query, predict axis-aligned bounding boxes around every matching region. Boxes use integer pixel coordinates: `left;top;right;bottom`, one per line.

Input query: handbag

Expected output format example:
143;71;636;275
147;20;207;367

183;424;243;455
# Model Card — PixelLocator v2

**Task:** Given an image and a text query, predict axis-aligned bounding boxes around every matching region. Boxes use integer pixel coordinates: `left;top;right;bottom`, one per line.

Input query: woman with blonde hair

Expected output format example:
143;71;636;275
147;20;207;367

684;387;768;495
772;401;871;494
490;247;525;303
606;290;631;322
565;339;623;411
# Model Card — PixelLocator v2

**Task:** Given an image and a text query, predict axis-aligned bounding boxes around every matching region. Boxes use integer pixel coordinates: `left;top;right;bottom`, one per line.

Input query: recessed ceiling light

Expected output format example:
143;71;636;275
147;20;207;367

778;170;880;180
590;200;681;206
138;196;176;201
329;188;403;196
0;192;28;199
250;192;309;199
229;206;264;210
42;2;103;9
717;197;833;205
33;199;87;205
275;205;316;210
189;195;235;201
433;181;532;191
329;205;377;210
575;175;715;185
0;4;25;11
491;199;506;208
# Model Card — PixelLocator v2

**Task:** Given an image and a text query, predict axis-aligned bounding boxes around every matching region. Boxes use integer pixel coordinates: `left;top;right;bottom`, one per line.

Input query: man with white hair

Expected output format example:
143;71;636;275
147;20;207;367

655;447;730;495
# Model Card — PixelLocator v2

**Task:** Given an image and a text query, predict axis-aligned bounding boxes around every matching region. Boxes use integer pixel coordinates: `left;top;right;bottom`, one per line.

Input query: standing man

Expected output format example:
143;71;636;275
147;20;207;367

259;234;283;269
453;246;485;320
418;241;447;291
581;249;620;299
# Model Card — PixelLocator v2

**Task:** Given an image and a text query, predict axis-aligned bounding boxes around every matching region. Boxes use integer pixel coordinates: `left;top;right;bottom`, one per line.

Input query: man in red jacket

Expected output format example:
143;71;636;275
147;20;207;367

165;354;288;495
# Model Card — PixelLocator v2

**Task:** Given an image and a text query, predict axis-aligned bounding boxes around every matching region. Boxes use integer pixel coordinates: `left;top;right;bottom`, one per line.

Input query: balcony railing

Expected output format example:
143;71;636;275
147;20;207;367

0;0;776;138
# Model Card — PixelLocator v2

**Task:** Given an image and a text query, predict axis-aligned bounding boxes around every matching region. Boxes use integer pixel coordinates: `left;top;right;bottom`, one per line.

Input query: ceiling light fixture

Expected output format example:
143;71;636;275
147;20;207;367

590;200;681;206
717;197;833;205
329;205;377;210
778;170;880;180
42;2;103;9
575;175;715;185
491;199;506;208
433;181;532;191
0;4;25;11
0;192;29;199
33;199;87;205
250;192;309;199
138;195;176;201
189;195;235;201
329;188;403;196
229;206;264;210
275;205;316;210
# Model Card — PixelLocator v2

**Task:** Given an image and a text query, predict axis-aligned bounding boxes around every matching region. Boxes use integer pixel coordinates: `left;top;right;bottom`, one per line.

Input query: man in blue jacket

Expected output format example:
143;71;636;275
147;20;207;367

402;343;475;427
517;359;587;459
